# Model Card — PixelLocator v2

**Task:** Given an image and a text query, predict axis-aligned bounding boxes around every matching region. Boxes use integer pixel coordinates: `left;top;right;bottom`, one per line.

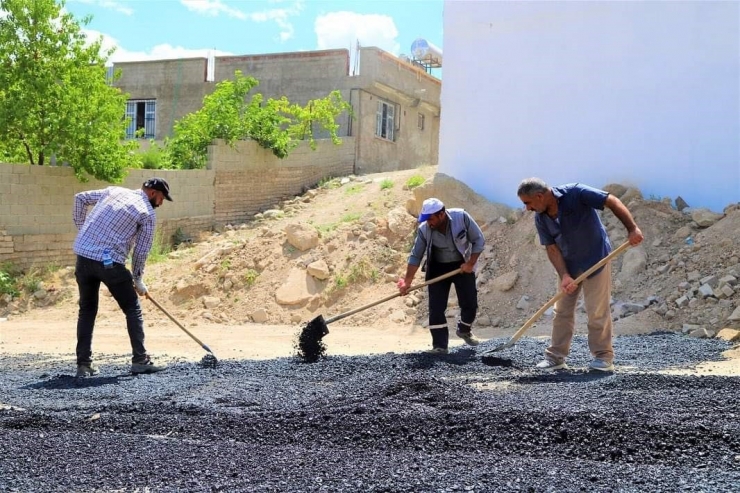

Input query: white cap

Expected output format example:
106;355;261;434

418;198;444;223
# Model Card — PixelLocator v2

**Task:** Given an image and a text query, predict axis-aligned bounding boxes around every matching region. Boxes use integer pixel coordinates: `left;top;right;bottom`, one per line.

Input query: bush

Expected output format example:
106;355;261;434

406;174;425;189
0;268;19;297
139;142;166;169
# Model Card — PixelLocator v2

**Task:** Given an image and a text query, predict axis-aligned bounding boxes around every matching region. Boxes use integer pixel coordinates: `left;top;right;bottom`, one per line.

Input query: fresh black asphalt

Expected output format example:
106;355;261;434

1;332;739;492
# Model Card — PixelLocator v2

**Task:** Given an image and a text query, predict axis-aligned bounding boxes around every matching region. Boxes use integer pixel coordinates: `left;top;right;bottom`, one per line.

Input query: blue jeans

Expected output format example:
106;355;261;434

75;255;148;364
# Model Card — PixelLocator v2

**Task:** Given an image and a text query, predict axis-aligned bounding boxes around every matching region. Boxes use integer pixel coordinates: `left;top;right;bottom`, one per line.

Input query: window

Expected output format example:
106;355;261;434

376;100;395;141
417;112;425;131
125;100;156;139
105;66;115;86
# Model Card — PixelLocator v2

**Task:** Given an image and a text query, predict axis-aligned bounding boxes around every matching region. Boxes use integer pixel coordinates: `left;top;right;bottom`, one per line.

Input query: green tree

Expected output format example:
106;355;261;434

0;0;134;182
165;70;351;169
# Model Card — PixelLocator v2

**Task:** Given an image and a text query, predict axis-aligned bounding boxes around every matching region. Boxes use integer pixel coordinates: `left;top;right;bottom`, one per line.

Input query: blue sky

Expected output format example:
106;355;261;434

64;0;443;74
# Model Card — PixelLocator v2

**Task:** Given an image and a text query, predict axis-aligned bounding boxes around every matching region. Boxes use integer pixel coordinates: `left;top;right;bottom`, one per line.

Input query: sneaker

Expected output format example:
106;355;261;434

535;358;568;371
131;360;168;375
455;330;480;346
589;359;614;372
424;347;449;355
76;363;100;377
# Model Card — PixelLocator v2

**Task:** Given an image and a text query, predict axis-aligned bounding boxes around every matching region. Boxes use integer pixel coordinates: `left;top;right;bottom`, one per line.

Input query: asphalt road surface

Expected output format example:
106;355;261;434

1;333;739;492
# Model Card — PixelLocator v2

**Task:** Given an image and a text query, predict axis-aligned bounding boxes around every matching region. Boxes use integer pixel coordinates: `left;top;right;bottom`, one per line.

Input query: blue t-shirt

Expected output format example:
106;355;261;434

534;183;611;277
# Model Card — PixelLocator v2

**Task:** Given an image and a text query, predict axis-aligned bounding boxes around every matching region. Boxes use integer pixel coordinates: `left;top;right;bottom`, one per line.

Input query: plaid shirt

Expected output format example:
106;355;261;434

73;186;156;281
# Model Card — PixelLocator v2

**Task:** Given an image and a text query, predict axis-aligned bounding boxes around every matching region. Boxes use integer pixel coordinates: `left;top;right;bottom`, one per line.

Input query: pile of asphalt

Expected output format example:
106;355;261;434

1;333;739;492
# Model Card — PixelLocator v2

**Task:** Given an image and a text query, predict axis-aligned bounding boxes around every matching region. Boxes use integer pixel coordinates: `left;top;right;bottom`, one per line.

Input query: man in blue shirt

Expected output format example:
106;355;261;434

72;178;173;377
517;178;644;372
398;198;486;354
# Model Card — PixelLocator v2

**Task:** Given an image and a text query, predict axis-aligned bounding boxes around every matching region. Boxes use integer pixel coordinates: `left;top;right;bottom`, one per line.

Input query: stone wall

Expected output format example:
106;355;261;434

210;138;355;225
0;138;353;270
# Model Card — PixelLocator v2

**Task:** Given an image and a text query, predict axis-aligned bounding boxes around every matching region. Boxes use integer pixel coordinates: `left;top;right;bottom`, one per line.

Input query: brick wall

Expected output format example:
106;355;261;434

0;138;353;270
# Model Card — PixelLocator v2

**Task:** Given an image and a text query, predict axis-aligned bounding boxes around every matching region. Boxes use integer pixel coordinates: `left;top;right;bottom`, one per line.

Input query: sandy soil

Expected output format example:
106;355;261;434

3;303;738;376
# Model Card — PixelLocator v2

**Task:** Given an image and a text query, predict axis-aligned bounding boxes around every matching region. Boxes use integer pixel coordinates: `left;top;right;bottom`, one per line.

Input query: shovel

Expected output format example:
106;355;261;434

296;268;464;362
483;241;631;354
145;293;219;367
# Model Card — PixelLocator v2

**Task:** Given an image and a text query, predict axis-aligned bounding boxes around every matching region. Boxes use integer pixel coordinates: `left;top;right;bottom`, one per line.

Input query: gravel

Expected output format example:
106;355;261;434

1;332;739;492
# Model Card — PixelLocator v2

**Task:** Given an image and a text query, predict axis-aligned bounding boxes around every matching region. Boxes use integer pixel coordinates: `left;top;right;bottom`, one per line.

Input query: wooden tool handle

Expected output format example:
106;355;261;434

498;241;631;350
146;293;210;350
325;268;464;325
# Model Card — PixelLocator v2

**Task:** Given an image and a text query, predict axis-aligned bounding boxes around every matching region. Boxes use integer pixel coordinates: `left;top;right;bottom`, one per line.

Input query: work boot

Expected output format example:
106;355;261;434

76;363;100;378
131;360;168;375
424;347;449;355
455;330;480;346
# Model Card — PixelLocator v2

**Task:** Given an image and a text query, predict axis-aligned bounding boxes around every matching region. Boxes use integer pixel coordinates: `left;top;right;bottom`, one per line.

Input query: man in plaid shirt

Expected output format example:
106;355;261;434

72;178;173;377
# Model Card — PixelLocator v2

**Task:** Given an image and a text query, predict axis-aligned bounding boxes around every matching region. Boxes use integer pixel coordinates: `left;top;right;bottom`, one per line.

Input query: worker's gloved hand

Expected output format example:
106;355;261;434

133;278;148;296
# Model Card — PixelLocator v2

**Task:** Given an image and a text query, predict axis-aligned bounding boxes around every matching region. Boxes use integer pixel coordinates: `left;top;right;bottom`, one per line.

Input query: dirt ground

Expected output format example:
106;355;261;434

1;165;739;375
3;303;739;376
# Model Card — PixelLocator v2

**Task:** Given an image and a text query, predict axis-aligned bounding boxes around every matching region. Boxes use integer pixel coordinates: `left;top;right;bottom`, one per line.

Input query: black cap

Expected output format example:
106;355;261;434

143;177;173;201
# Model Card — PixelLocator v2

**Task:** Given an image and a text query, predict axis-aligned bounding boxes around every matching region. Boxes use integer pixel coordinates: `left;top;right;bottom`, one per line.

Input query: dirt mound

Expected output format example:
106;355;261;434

2;166;739;344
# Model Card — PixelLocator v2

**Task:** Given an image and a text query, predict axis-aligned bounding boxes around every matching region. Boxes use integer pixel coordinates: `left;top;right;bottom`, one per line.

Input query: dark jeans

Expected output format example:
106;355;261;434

426;260;478;349
75;255;148;364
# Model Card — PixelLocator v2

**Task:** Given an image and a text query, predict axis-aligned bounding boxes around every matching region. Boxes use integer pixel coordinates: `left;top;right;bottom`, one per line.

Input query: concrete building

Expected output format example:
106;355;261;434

439;1;739;212
113;46;441;174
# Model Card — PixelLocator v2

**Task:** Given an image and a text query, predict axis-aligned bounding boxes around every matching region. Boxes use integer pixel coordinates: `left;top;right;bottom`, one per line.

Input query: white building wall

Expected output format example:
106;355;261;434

440;1;739;212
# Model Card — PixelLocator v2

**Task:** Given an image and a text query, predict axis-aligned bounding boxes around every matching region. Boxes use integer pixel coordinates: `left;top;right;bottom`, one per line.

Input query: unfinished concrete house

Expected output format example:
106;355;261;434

112;46;441;174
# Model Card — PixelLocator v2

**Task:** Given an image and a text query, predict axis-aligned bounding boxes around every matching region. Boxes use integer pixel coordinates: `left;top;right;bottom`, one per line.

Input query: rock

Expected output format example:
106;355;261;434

620;187;643;205
699;275;719;288
251;309;268;323
698;284;715;299
389;310;406;322
492;271;519;292
675;196;689;211
688;328;711;339
387;207;415;237
284;223;319;251
687;270;701;282
275;268;320;306
690;208;723;228
307;260;330;280
602;183;628;198
262;209;285;219
728;306;740;321
202;296;221;309
516;296;531;310
719;275;737;287
619;246;647;279
717;284;735;299
716;328;740;342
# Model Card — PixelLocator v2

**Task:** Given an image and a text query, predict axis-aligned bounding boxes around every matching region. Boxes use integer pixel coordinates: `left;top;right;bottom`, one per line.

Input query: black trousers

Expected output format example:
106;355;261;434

426;260;478;349
75;255;148;364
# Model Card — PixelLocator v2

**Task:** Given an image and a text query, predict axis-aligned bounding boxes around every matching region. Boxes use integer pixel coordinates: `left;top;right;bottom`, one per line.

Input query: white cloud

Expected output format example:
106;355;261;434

70;0;134;16
180;0;246;20
83;28;233;65
180;0;303;41
315;11;400;55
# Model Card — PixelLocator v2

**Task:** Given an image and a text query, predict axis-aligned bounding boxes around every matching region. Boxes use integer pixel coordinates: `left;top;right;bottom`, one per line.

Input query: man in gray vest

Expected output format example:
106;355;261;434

398;198;486;354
